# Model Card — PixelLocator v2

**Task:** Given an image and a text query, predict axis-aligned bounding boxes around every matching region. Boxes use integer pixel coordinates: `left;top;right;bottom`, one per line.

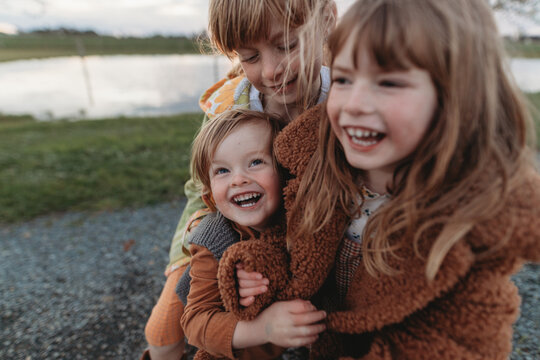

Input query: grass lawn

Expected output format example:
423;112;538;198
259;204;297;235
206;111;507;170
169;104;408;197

3;34;538;62
0;33;201;62
0;113;202;223
505;39;540;58
0;91;538;224
528;92;540;143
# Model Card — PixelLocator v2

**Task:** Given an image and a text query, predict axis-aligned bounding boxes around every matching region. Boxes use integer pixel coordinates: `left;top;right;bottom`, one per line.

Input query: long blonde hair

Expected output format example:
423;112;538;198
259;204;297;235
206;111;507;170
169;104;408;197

206;0;336;112
290;0;535;280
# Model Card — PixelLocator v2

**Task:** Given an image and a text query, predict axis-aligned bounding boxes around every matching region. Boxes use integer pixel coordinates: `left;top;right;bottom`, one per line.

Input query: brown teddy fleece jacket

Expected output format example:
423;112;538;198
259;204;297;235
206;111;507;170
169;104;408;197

217;104;540;359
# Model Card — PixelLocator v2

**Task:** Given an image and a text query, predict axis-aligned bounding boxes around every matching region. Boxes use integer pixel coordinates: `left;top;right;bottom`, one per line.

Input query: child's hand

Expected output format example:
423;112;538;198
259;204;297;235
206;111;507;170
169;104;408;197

258;299;326;348
236;263;269;306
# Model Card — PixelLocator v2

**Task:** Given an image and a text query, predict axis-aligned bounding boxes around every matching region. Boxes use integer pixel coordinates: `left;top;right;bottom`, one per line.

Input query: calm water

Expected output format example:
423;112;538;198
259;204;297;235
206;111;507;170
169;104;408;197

0;55;538;120
0;55;231;120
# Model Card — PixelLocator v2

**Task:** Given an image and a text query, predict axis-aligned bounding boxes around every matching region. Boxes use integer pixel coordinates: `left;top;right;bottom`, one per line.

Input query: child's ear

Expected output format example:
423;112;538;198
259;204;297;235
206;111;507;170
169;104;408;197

202;189;217;212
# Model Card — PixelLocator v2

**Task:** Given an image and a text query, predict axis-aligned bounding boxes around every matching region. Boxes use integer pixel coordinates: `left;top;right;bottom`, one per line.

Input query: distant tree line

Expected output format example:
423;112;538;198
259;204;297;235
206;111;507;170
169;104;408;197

23;27;99;36
18;27;203;40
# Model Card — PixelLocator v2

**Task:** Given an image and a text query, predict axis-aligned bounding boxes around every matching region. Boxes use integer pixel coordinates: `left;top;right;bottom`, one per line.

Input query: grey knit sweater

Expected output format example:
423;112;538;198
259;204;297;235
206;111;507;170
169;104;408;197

175;211;240;305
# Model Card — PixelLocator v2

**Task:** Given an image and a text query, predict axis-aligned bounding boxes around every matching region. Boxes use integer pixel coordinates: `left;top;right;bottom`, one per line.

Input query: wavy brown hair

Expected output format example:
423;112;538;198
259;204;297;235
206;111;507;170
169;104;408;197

290;0;535;280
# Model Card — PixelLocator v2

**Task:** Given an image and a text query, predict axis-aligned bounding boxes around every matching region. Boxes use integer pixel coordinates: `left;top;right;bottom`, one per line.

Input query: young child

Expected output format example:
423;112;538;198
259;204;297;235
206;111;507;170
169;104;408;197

176;108;327;360
144;1;336;359
217;0;540;358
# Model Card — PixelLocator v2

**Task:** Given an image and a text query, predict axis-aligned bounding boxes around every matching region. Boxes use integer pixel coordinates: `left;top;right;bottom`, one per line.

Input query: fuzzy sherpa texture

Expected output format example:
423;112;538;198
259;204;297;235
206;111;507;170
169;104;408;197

218;104;540;359
218;104;348;321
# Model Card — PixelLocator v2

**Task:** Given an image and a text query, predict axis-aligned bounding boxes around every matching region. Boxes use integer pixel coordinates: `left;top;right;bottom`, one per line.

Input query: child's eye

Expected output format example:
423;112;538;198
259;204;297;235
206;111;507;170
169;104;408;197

378;76;408;88
214;167;229;175
331;77;350;85
250;159;264;167
278;40;298;51
379;80;400;87
242;55;258;63
239;53;259;64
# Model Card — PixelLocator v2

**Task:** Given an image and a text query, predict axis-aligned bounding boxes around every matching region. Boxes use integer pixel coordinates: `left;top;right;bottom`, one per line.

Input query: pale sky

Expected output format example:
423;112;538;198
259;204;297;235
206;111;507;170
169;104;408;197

0;0;356;36
0;0;537;37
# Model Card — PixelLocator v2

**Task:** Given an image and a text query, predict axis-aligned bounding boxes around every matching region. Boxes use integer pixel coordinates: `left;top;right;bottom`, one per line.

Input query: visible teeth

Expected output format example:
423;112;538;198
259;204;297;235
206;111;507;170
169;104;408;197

234;193;257;202
346;128;379;139
351;137;378;146
233;192;261;207
240;201;256;207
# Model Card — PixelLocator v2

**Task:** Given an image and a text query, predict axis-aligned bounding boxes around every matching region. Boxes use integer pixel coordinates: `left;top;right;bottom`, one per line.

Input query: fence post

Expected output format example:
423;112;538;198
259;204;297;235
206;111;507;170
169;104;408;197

75;37;94;107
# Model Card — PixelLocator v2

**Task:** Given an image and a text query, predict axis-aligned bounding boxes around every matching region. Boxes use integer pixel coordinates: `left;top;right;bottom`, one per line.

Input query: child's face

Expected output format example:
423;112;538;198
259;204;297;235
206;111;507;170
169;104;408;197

235;16;322;113
209;121;282;232
327;37;437;190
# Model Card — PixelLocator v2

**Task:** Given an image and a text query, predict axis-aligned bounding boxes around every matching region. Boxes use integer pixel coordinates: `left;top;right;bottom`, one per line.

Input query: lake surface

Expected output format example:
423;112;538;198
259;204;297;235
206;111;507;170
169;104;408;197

0;55;538;120
0;55;232;120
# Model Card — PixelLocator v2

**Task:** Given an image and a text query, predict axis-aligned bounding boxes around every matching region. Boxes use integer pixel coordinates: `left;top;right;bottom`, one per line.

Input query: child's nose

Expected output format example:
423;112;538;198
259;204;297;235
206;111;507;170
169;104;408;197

262;55;284;82
231;172;251;187
344;83;375;115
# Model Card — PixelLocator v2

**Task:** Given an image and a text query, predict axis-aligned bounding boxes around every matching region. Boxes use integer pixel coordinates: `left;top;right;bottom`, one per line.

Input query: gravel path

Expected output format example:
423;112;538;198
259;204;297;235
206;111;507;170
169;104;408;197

1;199;538;359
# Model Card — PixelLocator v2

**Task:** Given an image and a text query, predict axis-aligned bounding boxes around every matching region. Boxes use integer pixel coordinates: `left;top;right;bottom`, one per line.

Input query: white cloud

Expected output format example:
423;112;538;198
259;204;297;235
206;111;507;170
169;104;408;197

156;4;200;17
0;0;535;37
495;9;540;36
0;22;18;34
0;0;209;35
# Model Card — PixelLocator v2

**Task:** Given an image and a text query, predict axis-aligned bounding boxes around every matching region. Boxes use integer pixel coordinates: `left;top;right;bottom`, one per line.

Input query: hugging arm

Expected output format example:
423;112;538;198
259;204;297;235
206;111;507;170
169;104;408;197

326;239;475;334
218;197;348;320
218;104;348;318
180;244;243;359
217;236;290;320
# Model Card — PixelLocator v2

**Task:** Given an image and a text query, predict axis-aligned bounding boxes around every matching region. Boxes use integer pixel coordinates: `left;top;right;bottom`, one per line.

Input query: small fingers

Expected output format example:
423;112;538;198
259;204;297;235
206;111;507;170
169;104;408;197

236;268;265;281
239;285;267;298
239;296;255;307
293;309;327;326
287;299;318;314
289;335;319;347
302;323;326;336
286;324;325;347
238;277;269;289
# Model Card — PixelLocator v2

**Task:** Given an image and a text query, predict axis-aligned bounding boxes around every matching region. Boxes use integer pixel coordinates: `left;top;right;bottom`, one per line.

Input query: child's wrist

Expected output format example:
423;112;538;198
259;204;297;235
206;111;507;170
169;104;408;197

232;317;267;349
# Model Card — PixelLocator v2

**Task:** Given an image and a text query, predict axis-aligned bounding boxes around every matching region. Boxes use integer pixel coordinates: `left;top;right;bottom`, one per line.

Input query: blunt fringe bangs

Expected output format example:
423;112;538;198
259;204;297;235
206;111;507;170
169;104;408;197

208;0;314;57
292;0;533;280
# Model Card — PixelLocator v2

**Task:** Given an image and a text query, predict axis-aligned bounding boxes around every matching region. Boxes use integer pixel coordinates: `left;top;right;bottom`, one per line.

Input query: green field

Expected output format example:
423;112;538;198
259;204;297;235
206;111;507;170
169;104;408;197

0;33;202;62
0;113;202;223
0;93;538;224
528;92;540;143
1;33;539;62
505;39;540;58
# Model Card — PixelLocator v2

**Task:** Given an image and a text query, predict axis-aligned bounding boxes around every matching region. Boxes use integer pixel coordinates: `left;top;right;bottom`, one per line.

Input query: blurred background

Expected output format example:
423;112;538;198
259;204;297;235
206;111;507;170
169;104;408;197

0;1;539;359
0;0;539;222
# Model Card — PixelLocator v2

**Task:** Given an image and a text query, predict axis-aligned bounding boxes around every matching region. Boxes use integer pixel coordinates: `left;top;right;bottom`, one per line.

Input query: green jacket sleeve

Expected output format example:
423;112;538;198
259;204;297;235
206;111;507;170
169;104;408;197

167;115;210;270
167;178;206;269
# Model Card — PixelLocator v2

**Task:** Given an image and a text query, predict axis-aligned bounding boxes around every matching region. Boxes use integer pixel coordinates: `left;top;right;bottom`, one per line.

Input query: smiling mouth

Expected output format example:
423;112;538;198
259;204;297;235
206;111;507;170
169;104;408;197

270;76;297;92
346;127;385;146
232;192;262;207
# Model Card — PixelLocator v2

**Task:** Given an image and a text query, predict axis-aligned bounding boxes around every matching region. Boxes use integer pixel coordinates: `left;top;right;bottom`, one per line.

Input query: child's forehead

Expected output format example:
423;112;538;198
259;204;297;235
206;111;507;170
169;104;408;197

333;31;416;72
235;19;297;49
214;121;271;152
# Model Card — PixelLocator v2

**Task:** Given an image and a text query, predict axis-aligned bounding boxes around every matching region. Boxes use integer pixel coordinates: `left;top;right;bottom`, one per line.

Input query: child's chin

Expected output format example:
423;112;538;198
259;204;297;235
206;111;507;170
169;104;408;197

237;219;265;231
